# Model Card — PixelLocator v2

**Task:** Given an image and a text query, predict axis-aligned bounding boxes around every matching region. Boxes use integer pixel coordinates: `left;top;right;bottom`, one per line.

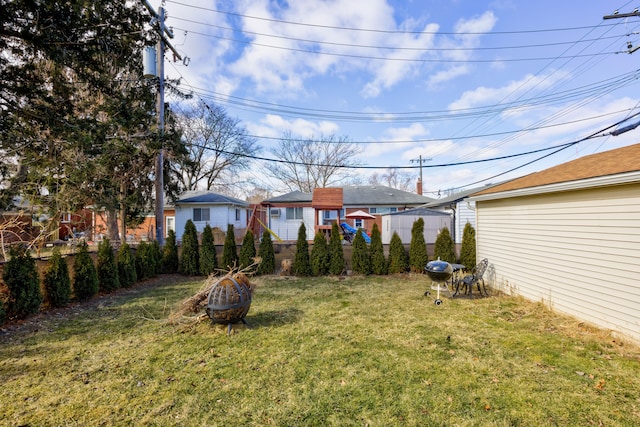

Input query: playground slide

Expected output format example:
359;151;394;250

340;222;371;243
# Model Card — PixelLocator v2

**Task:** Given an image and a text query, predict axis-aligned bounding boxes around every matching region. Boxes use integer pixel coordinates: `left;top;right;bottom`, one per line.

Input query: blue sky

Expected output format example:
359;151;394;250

155;0;640;196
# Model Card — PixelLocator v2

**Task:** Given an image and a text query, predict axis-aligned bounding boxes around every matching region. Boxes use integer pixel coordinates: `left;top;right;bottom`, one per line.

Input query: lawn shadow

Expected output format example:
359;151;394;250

247;308;304;329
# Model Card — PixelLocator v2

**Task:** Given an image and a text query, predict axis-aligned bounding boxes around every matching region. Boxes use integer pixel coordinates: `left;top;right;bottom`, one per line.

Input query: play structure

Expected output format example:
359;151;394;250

340;222;371;243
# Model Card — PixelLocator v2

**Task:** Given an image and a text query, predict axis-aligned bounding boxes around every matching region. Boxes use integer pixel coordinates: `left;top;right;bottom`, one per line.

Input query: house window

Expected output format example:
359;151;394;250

235;208;241;221
354;219;363;229
193;208;210;222
369;207;397;215
286;207;303;220
166;216;175;233
323;209;345;219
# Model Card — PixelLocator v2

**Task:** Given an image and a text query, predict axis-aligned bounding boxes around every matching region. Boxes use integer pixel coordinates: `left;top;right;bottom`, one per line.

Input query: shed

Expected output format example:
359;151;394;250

470;143;640;343
381;207;452;245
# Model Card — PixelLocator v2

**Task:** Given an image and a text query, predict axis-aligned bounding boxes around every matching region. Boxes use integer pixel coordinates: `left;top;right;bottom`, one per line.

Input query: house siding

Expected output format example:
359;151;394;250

455;201;476;243
175;205;247;240
268;208;315;241
476;183;640;342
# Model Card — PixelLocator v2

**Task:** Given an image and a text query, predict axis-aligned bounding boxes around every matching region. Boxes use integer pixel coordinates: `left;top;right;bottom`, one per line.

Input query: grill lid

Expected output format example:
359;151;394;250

425;258;453;282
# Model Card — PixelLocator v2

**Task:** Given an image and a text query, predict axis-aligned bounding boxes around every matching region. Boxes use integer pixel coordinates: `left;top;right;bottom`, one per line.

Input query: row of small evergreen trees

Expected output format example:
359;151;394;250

0;218;475;323
291;219;477;277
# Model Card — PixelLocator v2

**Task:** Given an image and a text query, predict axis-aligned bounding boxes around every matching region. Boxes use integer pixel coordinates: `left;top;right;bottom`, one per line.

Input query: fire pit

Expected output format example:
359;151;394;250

425;258;453;305
206;275;252;334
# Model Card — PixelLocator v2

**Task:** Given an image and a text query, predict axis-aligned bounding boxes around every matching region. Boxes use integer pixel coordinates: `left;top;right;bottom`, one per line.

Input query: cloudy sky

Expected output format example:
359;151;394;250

152;0;640;196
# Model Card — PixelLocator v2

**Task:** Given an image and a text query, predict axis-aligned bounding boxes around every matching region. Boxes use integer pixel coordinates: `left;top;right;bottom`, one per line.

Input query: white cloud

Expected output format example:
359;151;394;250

246;114;339;139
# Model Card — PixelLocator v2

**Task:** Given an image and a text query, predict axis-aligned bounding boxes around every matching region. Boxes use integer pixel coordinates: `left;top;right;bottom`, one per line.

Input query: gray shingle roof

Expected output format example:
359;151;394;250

264;185;433;206
175;191;249;206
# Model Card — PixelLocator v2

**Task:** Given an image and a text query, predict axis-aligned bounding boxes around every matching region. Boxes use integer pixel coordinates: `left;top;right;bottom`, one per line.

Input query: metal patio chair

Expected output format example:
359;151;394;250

456;258;489;297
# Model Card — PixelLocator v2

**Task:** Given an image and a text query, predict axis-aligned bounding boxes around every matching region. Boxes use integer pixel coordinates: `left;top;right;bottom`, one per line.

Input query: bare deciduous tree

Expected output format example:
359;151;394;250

267;133;362;193
170;101;259;193
368;168;415;192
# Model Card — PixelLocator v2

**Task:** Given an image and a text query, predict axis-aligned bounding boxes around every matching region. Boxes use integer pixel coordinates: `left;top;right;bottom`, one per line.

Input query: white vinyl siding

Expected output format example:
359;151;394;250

269;207;315;240
475;183;640;342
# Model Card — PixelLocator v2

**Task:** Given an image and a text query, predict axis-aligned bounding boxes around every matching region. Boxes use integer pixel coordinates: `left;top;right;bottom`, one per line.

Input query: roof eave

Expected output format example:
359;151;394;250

470;171;640;202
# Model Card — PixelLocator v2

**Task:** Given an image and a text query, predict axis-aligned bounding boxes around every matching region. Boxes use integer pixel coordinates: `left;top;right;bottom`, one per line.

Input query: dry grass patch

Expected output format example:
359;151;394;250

1;274;639;426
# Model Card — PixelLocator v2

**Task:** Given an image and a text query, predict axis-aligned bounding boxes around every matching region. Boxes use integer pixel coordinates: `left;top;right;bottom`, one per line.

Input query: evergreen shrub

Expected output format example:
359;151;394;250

73;241;99;301
180;219;200;275
369;223;387;275
239;230;256;271
221;224;239;271
388;232;408;274
161;229;179;274
3;245;43;318
433;227;456;263
459;223;477;271
293;223;311;276
328;222;345;275
200;225;218;276
256;231;275;275
351;229;370;275
43;247;71;307
97;238;119;293
310;232;330;276
117;242;137;288
409;218;428;273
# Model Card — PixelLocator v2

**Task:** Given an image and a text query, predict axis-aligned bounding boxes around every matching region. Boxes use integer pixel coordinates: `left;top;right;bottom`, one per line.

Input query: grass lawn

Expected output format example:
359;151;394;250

1;274;639;426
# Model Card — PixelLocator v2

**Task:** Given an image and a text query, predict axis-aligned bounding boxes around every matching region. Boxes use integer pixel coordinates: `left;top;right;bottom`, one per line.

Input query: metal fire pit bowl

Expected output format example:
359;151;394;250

206;276;252;334
425;259;453;306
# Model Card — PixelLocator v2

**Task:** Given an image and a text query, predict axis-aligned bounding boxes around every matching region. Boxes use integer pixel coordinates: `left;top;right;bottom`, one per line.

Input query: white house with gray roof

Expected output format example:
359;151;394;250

174;191;250;241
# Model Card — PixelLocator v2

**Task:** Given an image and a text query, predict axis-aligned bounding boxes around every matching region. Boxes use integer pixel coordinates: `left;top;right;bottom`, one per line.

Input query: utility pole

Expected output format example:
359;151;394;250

604;9;640;54
142;1;183;246
410;155;432;185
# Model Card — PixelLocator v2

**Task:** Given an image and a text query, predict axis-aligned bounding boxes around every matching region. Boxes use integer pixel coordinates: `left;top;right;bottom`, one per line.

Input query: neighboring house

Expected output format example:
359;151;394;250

262;185;433;241
469;143;640;343
174;191;250;242
380;207;452;245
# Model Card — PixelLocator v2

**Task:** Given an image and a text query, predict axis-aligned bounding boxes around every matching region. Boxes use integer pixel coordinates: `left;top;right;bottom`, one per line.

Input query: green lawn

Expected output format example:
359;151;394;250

1;274;639;426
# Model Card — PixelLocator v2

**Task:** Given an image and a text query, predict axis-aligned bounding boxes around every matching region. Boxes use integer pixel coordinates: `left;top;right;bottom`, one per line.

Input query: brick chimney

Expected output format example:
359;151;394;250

416;177;423;195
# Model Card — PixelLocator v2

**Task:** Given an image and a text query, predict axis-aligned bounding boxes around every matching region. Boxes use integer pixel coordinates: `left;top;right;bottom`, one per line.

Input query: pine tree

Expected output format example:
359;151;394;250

388;232;408;274
97;238;119;293
161;229;179;274
351;229;371;275
135;241;153;280
73;241;99;301
117;242;137;288
3;245;42;318
200;224;218;276
149;240;162;276
256;231;275;275
310;232;330;276
293;223;311;276
43;247;72;308
459;222;477;271
433;227;456;263
221;224;239;271
180;220;200;275
409;218;428;273
239;230;257;271
328;222;345;275
369;223;387;275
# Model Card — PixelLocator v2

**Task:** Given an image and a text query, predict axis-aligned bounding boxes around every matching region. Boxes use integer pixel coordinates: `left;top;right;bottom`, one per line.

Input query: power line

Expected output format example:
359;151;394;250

167;1;625;35
169;19;628;52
